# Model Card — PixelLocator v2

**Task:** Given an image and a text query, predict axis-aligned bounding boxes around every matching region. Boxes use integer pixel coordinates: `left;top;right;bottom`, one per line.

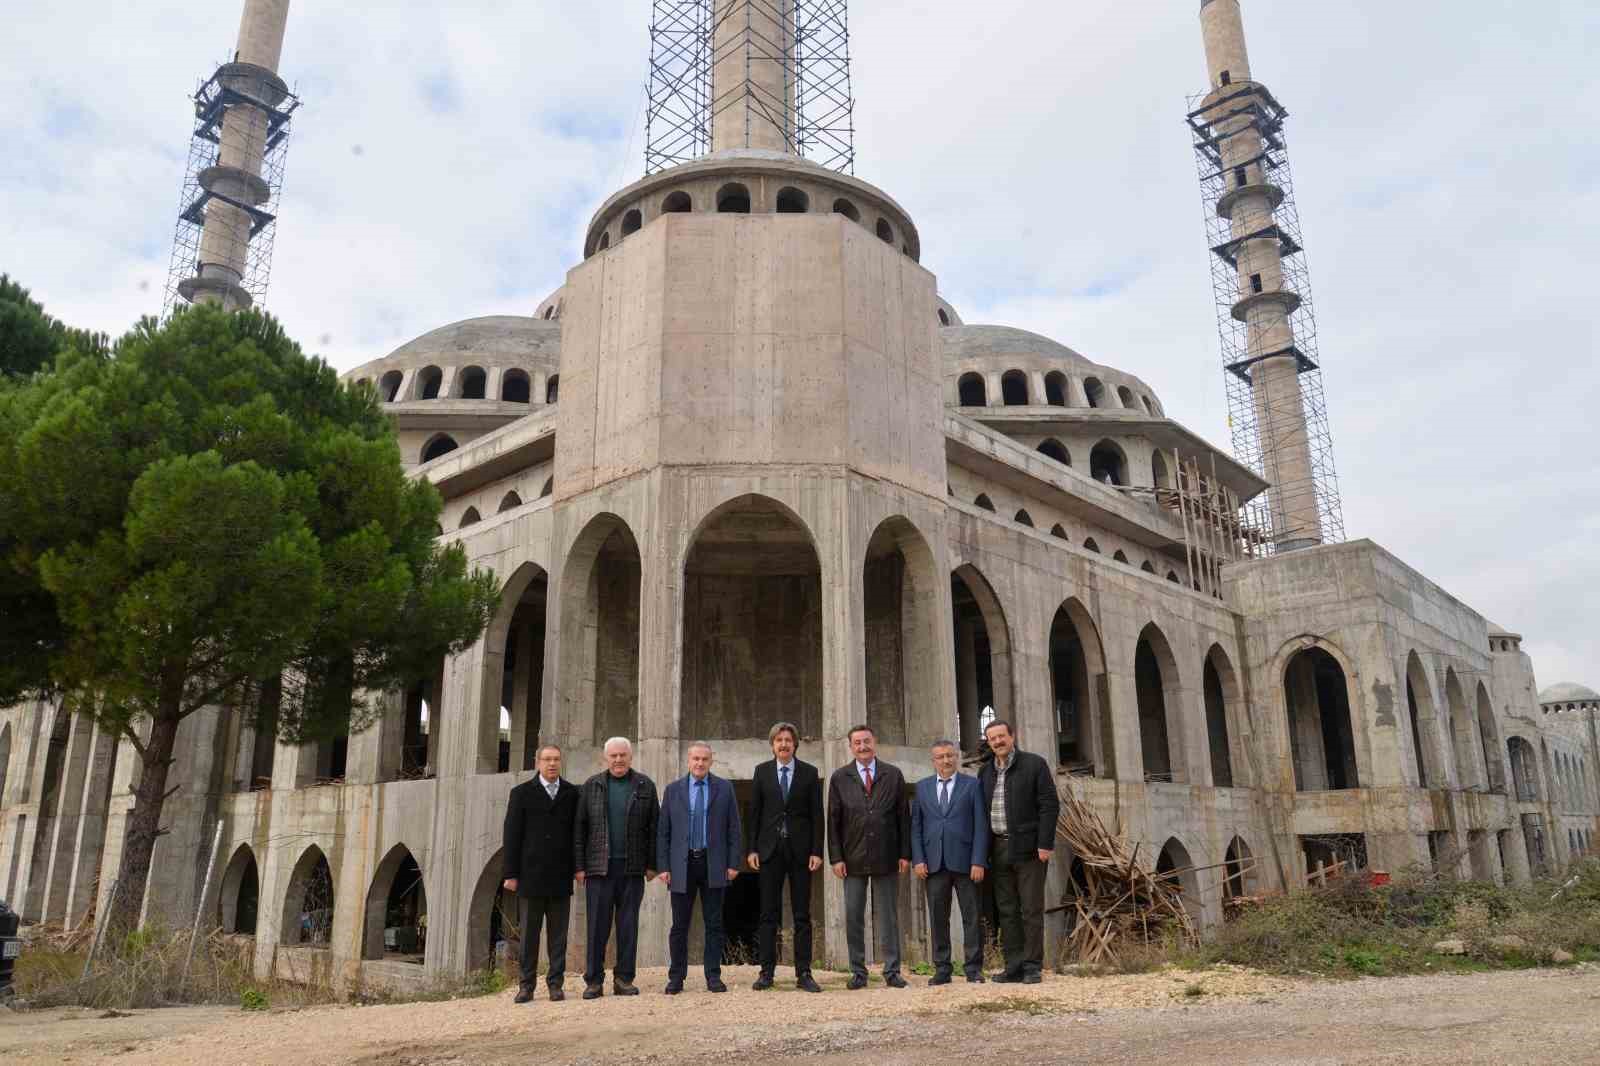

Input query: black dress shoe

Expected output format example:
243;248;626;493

846;975;868;990
613;980;640;996
796;974;823;993
582;984;603;1000
991;971;1022;984
707;979;728;993
965;973;986;984
752;974;774;991
927;973;952;986
884;974;908;988
514;986;535;1004
547;987;565;1002
1022;972;1043;985
664;981;683;995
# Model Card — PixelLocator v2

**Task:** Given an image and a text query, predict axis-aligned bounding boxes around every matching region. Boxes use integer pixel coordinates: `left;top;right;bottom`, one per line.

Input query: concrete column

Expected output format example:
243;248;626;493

1199;0;1252;88
711;0;795;155
40;712;95;922
509;622;538;772
62;725;118;926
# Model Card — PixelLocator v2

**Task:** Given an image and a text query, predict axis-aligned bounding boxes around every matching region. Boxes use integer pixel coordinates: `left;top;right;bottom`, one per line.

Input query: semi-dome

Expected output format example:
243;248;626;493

943;324;1165;415
1540;682;1600;705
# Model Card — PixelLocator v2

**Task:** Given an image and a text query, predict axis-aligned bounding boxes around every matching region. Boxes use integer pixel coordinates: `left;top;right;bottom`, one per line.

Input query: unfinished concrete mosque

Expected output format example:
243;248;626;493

3;0;1596;989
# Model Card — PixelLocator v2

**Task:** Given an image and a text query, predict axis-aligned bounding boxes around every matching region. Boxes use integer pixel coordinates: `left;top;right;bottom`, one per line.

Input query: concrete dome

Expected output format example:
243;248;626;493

943;324;1165;415
1540;682;1600;704
375;315;559;371
341;315;561;406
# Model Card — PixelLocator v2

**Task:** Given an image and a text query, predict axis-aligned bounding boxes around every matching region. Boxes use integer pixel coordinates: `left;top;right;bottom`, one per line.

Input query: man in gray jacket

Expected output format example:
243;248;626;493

572;737;659;999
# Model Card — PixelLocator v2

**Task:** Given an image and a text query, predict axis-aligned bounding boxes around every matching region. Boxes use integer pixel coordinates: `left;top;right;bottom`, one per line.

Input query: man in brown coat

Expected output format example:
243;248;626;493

827;724;911;989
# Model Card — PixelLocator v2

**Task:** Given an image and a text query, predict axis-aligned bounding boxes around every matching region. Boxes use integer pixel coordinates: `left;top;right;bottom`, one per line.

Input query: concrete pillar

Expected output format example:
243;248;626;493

62;725;118;925
40;712;95;922
711;0;795;155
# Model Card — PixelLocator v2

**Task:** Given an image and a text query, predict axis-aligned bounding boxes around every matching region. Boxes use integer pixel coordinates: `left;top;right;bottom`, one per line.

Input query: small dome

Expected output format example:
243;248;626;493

380;315;559;368
942;324;1164;414
1539;682;1600;704
942;325;1095;367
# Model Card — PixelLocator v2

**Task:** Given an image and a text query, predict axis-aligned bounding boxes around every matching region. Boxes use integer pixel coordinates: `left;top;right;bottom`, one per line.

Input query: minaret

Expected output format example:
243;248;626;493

1191;0;1342;553
167;0;297;314
710;0;796;154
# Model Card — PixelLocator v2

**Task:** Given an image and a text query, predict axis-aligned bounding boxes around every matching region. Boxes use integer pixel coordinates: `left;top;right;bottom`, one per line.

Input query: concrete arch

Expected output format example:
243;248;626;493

957;372;987;407
1134;622;1186;783
973;493;995;512
501;369;531;403
1048;597;1110;777
1044;371;1069;407
1000;370;1029;406
455;365;486;399
362;842;427;961
1155;836;1200;921
681;494;823;743
1444;669;1477;789
458;507;481;529
1507;735;1538;801
1204;644;1242;788
1014;509;1034;528
1037;438;1070;466
379;370;403;403
465;846;515;972
1274;635;1362;792
864;516;945;748
498;491;522;513
951;564;1015;753
1223;835;1255;899
420;433;458;464
1089;439;1128;486
281;844;335;946
1403;652;1442;788
477;559;551;774
557;513;643;746
414;365;443;400
218;843;260;934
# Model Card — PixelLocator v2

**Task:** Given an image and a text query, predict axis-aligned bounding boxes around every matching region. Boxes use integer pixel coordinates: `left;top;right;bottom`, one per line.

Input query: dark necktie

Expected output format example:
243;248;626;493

780;764;790;799
863;765;874;797
940;779;950;812
693;780;705;849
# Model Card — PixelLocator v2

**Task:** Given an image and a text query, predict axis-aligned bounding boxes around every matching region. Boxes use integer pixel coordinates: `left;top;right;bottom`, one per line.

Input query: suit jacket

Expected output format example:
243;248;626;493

977;749;1061;861
747;758;824;862
827;760;912;876
656;772;744;892
502;775;580;897
911;772;990;875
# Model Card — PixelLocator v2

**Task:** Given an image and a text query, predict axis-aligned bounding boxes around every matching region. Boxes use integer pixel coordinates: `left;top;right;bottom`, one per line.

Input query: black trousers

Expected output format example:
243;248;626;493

667;852;725;983
757;837;813;976
584;859;645;986
990;840;1048;977
518;894;570;990
925;869;982;978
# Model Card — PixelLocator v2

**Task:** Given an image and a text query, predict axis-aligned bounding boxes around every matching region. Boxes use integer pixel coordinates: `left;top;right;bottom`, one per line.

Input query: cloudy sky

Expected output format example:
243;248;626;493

3;1;1596;687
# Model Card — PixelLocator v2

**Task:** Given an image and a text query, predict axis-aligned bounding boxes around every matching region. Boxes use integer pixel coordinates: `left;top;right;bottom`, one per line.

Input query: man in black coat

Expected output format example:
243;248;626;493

827;724;911;989
977;720;1060;983
745;722;824;992
502;743;580;1003
572;737;660;999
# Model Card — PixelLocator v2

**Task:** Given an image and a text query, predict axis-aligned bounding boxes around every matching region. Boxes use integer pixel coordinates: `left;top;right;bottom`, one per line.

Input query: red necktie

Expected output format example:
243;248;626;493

863;765;874;796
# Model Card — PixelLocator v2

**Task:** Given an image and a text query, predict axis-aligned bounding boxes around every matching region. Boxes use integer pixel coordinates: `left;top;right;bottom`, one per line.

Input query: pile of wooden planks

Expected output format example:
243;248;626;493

1049;783;1199;964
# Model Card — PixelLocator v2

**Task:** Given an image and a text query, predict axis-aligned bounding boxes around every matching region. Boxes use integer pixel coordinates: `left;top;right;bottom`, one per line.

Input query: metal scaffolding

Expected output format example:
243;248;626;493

644;0;855;175
162;63;299;317
1188;84;1345;553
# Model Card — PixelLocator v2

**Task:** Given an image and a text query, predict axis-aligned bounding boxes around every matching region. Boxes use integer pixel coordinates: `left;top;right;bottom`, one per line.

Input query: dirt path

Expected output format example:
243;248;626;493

5;964;1598;1065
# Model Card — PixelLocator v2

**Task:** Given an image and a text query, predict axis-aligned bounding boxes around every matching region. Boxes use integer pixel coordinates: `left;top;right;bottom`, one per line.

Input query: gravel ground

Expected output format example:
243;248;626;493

4;963;1597;1065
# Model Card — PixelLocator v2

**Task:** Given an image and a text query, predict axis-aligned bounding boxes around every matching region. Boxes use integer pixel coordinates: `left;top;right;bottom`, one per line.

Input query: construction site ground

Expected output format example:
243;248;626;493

5;963;1599;1065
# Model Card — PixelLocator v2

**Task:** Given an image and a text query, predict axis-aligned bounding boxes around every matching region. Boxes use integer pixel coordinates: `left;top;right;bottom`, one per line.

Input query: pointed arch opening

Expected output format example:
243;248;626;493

557;516;642;747
1083;537;1100;554
363;843;427;962
1205;646;1239;788
217;844;259;935
467;847;518;973
1013;509;1034;528
973;493;995;512
480;561;549;774
1404;652;1441;788
1155;837;1200;922
1223;836;1255;901
498;491;523;513
1508;736;1538;801
545;374;560;405
1136;624;1185;783
420;434;459;464
1283;644;1360;791
952;565;1013;753
1090;440;1128;487
865;517;945;747
282;845;334;946
1037;438;1070;466
683;495;822;742
1050;599;1110;777
1445;669;1477;789
1050;524;1069;541
459;507;482;529
1113;550;1129;564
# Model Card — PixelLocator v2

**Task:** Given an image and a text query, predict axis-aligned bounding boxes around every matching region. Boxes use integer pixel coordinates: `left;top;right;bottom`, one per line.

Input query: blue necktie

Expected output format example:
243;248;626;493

692;780;705;850
940;778;951;813
780;765;790;799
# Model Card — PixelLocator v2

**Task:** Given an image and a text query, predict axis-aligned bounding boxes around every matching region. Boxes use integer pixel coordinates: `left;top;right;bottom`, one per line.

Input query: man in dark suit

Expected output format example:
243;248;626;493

573;737;660;999
502;743;580;1003
912;739;990;985
978;720;1060;983
827;723;911;989
746;722;824;993
657;741;742;994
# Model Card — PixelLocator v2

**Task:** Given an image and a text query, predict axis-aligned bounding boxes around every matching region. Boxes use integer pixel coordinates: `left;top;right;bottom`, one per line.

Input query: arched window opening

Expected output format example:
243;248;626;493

662;190;692;213
1506;737;1537;800
1136;625;1182;783
1013;509;1034;527
1223;837;1254;901
282;846;334;946
973;494;995;512
597;231;611;251
557;516;643;746
1445;670;1477;790
1152;451;1173;491
417;365;443;400
620;209;642;236
545;374;560;404
466;849;519;972
875;218;895;244
1142;395;1156;415
363;845;427;962
832;198;860;222
420;434;458;464
1117;385;1137;408
683;496;822;743
1141;561;1157;574
458;507;481;529
379;370;403;403
1037;438;1070;466
501;369;530;403
1155;838;1201;921
1083;537;1100;553
716;182;751;213
864;518;944;750
218;846;259;935
1113;550;1130;564
1050;600;1110;777
539;477;553;498
1050;524;1068;540
1083;377;1106;408
1205;648;1236;788
1000;370;1029;406
493;563;549;774
1044;371;1068;407
1283;646;1360;791
937;308;950;327
775;187;809;213
952;565;1013;753
458;365;486;400
498;491;522;513
542;306;555;320
1166;570;1180;583
957;372;987;406
1090;441;1128;487
1404;653;1440;788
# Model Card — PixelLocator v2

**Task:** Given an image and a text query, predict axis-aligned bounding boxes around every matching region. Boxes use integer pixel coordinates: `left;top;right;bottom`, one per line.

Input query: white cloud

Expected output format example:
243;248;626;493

3;0;1595;684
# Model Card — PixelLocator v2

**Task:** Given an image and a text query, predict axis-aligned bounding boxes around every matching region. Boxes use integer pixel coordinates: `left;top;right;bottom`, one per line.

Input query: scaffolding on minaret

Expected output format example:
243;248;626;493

644;0;855;175
1188;82;1345;555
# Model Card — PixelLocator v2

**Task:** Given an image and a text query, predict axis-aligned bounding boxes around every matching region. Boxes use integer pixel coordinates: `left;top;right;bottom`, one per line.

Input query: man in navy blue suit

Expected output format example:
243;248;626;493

657;741;743;994
912;739;991;984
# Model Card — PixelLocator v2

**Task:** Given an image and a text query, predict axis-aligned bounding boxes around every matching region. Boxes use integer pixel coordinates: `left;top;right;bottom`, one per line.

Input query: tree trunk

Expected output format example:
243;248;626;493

104;703;182;939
